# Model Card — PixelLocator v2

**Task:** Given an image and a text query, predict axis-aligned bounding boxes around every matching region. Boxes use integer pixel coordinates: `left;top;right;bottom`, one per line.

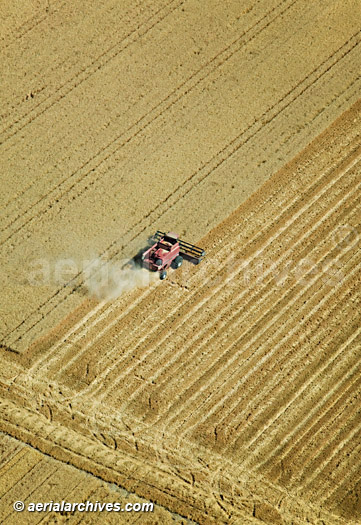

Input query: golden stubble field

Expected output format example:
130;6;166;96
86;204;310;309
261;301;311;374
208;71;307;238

1;1;361;523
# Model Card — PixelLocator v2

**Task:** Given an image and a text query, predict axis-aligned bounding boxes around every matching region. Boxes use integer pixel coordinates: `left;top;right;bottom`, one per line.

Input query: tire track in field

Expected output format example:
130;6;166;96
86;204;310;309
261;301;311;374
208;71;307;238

0;0;165;213
0;15;357;270
321;431;361;507
159;235;358;441
1;13;358;360
264;356;360;504
2;85;358;376
2;23;359;353
0;398;246;524
0;441;27;475
21;268;161;374
290;358;361;481
0;0;299;228
87;154;360;406
295;388;361;500
0;0;148;113
211;233;361;440
0;0;277;217
0;2;67;52
0;460;59;524
1;334;351;524
1;379;349;524
0;0;183;143
24;25;360;248
9;0;355;258
254;70;361;178
50;281;173;382
0;370;346;525
173;239;360;437
161;257;360;494
3;106;358;523
28;282;160;377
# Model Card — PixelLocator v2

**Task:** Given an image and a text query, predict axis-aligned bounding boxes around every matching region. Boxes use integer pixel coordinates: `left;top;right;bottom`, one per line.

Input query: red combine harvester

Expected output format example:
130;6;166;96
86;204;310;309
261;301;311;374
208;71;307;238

140;231;205;280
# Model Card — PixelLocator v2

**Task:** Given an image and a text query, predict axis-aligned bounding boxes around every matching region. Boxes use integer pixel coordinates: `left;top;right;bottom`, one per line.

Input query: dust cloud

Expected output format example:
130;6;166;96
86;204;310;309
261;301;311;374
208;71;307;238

83;257;156;301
